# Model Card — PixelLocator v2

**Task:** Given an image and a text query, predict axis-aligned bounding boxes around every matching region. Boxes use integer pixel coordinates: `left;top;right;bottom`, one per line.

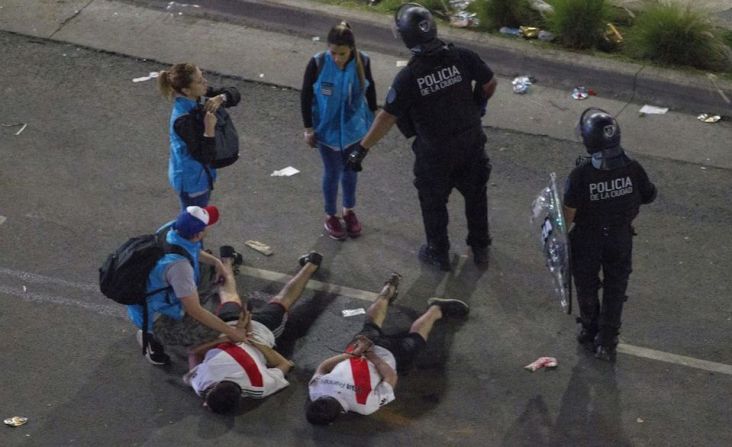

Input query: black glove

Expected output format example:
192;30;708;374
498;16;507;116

346;144;369;172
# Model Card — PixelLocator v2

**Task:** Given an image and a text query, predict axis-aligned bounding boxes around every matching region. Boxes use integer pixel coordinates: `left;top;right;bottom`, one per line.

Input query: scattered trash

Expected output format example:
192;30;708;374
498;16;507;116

258;73;264;78
2;122;28;135
538;30;555;42
639;104;668;115
244;240;273;256
165;1;200;14
700;167;707;170
396;60;408;67
529;0;554;16
342;308;366;317
0;215;6;225
449;11;479;28
132;71;159;83
4;416;28;427
571;86;596;100
520;26;540;39
637;417;644;423
697;113;721;123
524;356;558;372
270;166;300;177
22;286;27;293
512;76;535;94
311;36;320;42
499;27;522;37
605;23;623;45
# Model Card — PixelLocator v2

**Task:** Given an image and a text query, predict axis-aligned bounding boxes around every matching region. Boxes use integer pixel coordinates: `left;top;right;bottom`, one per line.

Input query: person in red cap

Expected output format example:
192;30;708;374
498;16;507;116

127;205;249;365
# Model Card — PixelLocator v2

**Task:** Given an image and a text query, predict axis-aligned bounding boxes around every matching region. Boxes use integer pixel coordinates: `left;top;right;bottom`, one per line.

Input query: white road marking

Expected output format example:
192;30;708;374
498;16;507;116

0;285;124;317
1;265;731;376
617;344;732;375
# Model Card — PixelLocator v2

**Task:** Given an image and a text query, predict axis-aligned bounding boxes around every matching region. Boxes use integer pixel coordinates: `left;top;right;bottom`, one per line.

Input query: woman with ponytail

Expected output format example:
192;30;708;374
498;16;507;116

158;63;241;211
301;22;377;240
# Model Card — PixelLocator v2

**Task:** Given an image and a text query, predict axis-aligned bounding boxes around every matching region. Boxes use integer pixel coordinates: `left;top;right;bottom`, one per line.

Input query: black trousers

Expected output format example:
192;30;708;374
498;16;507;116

412;129;491;252
570;224;633;346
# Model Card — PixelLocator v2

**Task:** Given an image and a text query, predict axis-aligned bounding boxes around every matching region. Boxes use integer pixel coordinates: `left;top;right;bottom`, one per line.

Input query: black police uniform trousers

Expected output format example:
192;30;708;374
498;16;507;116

570;224;633;347
412;127;491;253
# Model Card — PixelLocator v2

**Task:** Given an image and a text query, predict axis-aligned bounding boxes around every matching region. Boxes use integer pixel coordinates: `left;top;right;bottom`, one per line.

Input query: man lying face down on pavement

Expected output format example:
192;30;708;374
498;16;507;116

184;251;324;414
305;273;470;425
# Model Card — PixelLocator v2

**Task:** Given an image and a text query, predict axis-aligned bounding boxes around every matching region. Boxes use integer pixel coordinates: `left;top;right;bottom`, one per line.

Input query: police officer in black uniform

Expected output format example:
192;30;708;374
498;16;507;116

564;108;657;361
346;3;497;271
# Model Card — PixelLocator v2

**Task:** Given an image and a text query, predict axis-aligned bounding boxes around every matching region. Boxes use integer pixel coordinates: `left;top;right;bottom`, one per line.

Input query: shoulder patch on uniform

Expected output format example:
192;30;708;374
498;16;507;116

386;87;397;104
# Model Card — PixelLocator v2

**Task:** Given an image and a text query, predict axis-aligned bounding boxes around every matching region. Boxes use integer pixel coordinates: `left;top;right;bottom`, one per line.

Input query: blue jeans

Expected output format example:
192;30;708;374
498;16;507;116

318;144;358;216
178;190;211;212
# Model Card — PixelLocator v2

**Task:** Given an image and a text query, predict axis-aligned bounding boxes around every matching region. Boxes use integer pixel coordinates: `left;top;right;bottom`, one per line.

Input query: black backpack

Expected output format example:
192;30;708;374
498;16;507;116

191;104;240;169
99;230;193;353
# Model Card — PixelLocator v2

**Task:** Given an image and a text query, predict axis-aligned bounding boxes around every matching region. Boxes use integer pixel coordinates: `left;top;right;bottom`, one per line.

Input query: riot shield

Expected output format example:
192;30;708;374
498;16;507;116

531;172;572;314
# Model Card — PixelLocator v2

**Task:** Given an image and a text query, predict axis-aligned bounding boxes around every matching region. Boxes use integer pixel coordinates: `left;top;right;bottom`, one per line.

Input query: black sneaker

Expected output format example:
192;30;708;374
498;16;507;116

418;244;451;271
382;272;402;305
299;252;323;271
219;245;244;273
136;330;171;366
594;344;617;362
472;246;489;266
427;297;470;318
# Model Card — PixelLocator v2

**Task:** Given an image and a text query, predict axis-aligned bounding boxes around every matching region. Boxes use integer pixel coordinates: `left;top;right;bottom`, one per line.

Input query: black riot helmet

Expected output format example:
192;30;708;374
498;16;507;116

393;3;438;52
577;108;621;154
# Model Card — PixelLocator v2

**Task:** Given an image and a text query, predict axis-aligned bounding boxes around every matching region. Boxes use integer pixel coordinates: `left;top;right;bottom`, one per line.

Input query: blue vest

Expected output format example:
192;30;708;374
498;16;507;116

127;230;201;331
312;52;374;150
168;96;217;193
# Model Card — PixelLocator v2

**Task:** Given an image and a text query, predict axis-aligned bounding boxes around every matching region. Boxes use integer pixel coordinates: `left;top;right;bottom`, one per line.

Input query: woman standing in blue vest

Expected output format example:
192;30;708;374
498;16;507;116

158;63;241;211
301;22;377;240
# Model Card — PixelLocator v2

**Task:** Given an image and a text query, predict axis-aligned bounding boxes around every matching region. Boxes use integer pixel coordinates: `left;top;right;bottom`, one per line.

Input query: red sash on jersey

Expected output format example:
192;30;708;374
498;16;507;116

346;345;372;405
217;342;263;387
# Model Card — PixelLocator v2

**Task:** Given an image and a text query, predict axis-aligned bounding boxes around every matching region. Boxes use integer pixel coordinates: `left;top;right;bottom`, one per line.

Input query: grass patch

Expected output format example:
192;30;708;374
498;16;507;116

547;0;611;49
625;1;731;71
468;0;545;31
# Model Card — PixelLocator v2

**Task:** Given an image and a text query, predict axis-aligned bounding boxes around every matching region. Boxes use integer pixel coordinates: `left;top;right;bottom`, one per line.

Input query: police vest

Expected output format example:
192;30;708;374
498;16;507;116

406;46;482;144
571;160;647;227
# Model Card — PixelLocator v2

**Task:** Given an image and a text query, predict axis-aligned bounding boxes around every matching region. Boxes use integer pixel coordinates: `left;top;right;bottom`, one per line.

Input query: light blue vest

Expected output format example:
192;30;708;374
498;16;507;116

312;52;374;150
168;96;217;193
127;230;201;331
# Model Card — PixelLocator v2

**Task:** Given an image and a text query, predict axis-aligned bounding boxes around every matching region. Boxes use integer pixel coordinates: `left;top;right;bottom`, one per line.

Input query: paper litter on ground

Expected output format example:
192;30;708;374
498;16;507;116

270;166;300;177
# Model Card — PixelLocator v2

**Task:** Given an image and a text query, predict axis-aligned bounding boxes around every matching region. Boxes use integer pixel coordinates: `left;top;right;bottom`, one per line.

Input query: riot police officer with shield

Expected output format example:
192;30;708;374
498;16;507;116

563;108;657;361
346;3;497;271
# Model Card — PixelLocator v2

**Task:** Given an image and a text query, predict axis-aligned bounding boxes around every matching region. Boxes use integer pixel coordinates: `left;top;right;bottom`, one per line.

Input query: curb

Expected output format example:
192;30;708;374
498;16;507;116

123;0;732;116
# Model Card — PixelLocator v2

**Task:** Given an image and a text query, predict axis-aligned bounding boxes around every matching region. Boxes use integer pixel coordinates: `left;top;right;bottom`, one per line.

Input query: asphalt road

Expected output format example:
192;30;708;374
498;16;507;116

1;31;731;446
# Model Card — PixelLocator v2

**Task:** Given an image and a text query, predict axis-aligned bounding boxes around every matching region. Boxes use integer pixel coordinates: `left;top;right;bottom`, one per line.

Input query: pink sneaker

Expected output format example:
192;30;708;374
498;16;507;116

343;211;362;237
324;215;346;240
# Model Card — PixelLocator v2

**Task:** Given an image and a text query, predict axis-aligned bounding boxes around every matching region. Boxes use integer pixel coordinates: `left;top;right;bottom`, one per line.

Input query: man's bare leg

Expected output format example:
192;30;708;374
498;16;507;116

365;274;400;328
412;298;471;341
272;253;324;310
218;257;242;306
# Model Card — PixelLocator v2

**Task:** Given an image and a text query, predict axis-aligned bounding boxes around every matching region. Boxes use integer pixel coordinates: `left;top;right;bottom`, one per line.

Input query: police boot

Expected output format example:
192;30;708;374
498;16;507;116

418;244;451;271
594;329;619;362
576;317;598;347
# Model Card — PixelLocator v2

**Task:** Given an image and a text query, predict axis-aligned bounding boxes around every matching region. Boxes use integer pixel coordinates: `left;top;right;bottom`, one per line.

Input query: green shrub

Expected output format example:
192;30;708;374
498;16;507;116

469;0;544;30
627;1;731;71
548;0;611;49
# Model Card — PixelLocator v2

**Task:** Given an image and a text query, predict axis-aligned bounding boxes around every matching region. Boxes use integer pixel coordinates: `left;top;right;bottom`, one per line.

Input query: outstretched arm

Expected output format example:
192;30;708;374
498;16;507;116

360;110;398;150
